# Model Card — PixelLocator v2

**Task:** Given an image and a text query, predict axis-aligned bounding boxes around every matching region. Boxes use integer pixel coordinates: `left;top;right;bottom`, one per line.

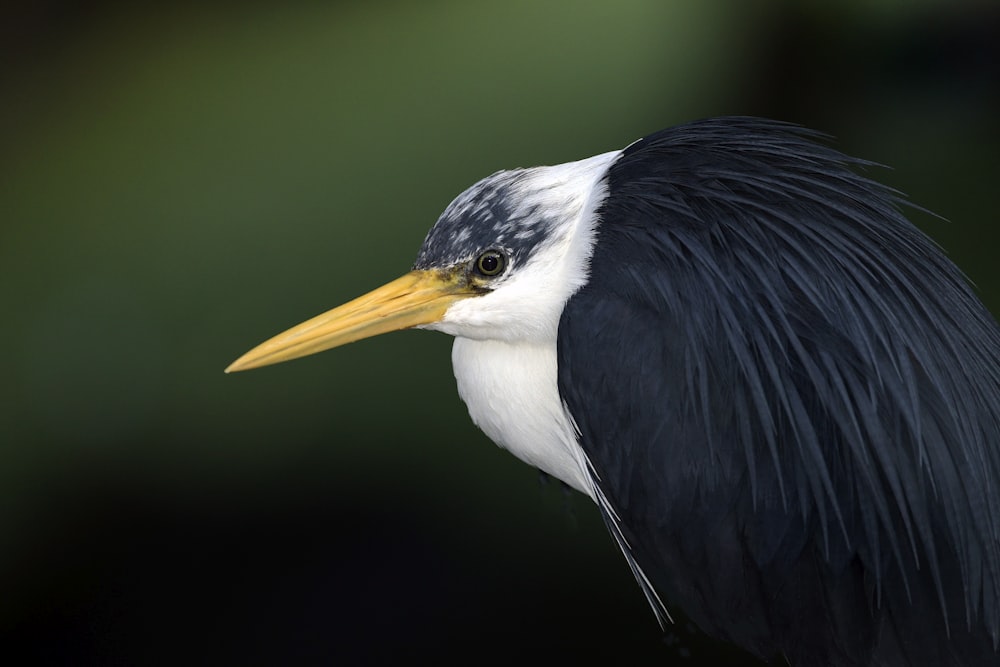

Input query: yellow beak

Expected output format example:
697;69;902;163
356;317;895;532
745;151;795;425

226;269;473;373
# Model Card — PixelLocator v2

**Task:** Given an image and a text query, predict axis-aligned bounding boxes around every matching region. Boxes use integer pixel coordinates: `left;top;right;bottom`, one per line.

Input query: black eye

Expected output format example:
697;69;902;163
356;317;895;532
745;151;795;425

475;250;506;277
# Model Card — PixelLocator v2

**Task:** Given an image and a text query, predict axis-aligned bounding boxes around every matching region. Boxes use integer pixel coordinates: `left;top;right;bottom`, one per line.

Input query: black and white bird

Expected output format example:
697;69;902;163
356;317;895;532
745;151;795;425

228;117;1000;666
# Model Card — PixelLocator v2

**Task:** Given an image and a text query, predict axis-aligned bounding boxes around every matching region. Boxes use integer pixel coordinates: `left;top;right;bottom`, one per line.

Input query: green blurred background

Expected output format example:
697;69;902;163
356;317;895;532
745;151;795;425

2;1;998;664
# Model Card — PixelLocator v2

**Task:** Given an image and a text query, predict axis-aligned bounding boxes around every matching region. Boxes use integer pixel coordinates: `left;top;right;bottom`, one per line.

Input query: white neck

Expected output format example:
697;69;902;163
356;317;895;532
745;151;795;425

451;337;593;496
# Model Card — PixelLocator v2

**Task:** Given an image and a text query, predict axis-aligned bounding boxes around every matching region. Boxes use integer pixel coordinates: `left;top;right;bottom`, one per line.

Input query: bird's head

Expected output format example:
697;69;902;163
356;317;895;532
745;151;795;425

226;150;619;372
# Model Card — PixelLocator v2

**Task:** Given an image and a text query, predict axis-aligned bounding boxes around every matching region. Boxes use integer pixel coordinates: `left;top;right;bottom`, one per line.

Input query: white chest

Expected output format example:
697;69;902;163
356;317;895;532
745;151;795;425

450;337;594;497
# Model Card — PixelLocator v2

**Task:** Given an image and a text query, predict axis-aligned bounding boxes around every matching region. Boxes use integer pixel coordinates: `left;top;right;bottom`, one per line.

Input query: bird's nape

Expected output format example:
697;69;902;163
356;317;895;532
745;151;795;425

228;117;1000;666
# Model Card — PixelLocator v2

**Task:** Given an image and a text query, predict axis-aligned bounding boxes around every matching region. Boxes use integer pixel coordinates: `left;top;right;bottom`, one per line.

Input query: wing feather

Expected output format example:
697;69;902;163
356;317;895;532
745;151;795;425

558;118;1000;665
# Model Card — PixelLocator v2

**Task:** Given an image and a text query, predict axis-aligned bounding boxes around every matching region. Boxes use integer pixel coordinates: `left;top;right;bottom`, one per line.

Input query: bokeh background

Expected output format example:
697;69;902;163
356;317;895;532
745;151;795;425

2;1;998;664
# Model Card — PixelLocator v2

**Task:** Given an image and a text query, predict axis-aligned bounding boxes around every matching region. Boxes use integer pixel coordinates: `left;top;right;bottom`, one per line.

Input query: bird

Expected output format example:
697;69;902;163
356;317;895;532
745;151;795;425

227;117;1000;666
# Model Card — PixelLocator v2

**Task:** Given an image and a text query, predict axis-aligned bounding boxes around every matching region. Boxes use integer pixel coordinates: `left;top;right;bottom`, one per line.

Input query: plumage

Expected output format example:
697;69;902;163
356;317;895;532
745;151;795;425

229;116;1000;666
557;118;1000;665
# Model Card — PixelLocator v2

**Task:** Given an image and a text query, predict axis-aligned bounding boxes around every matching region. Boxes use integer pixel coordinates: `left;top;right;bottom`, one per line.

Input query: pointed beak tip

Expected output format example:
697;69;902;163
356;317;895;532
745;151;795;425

223;359;243;374
225;353;265;374
222;269;468;375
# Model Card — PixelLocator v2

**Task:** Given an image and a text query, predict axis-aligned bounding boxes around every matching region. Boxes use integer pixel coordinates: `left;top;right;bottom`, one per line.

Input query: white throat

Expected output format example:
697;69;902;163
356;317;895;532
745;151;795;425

452;337;592;495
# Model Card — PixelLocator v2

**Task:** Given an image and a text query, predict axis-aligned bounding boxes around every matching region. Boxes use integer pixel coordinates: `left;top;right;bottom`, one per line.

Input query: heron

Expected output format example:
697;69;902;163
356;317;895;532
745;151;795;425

227;117;1000;665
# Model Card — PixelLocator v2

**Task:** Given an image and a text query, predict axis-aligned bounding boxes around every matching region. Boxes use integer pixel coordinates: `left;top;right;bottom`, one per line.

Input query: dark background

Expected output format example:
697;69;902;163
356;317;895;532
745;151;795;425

2;1;998;664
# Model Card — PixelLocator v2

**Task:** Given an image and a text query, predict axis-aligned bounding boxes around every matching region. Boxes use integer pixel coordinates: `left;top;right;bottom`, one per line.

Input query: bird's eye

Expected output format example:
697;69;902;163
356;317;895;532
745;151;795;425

475;250;506;277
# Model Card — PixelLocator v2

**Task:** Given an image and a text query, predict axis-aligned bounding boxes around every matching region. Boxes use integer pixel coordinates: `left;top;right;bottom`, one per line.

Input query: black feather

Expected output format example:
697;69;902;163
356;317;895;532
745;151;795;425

557;117;1000;665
